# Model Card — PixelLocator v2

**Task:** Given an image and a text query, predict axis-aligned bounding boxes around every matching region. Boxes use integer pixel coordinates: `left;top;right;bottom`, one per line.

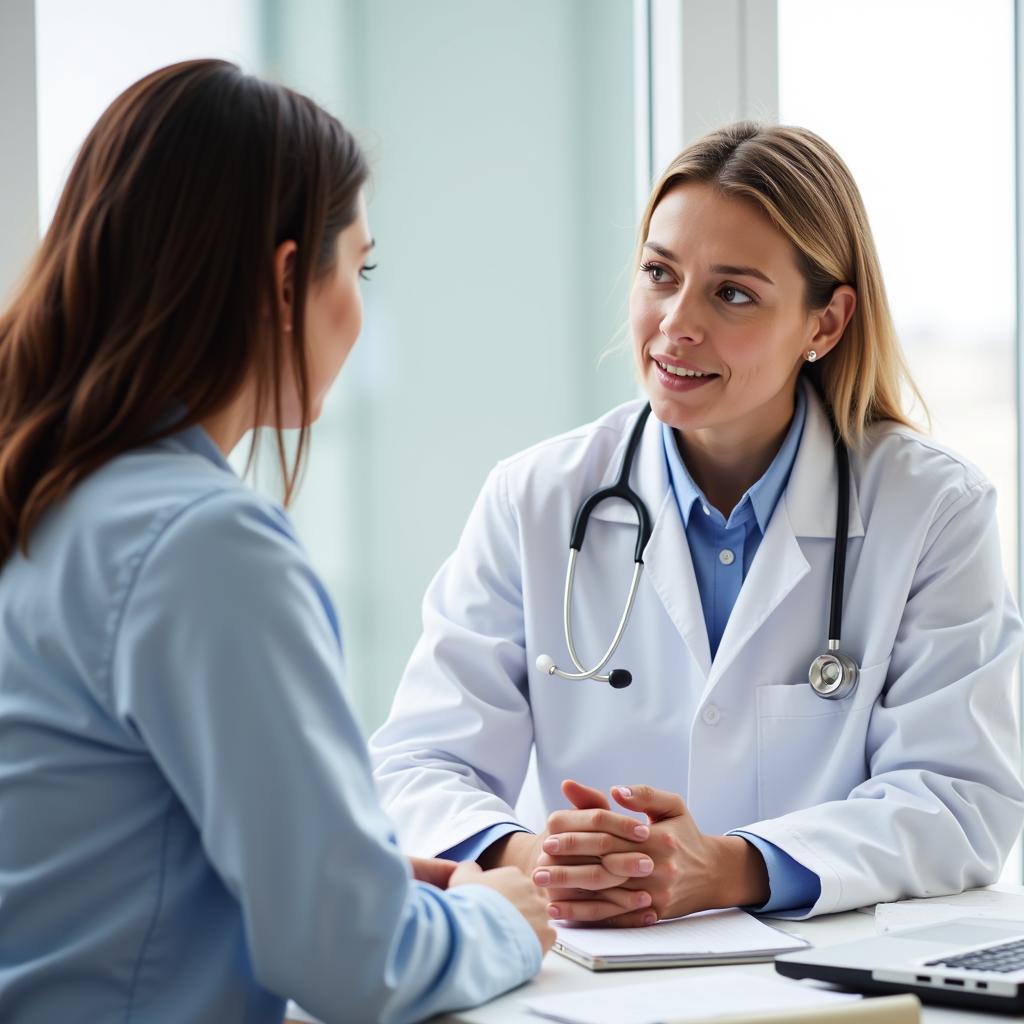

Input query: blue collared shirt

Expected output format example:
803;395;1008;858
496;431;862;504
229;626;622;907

662;388;806;660
451;390;820;915
0;425;540;1023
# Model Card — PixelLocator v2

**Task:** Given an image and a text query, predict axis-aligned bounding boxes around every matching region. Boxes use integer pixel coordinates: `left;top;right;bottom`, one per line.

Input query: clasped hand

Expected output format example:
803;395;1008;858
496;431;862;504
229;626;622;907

531;779;767;926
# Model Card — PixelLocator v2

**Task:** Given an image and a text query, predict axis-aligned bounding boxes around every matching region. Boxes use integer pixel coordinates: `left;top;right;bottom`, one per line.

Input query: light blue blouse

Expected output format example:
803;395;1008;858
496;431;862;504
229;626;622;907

0;425;540;1023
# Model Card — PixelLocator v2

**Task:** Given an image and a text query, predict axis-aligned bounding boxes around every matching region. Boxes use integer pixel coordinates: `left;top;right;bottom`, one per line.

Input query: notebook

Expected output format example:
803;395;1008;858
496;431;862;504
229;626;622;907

552;908;809;971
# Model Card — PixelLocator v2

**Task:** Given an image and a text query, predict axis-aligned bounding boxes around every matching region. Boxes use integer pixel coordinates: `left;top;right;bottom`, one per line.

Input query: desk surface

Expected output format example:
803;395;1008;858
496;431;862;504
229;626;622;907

437;907;1004;1023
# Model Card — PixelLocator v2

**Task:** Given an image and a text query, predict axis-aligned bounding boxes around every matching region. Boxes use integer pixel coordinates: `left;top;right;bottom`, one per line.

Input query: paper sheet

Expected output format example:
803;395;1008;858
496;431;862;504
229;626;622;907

523;972;861;1024
554;908;806;961
874;885;1024;934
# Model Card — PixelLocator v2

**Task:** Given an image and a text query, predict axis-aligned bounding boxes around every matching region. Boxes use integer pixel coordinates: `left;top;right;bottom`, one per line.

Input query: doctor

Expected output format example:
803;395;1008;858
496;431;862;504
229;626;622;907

371;122;1024;924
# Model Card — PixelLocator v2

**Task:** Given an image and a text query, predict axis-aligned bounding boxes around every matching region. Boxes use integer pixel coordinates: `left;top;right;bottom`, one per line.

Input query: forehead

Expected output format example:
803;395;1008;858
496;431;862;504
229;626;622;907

337;196;372;254
646;183;793;269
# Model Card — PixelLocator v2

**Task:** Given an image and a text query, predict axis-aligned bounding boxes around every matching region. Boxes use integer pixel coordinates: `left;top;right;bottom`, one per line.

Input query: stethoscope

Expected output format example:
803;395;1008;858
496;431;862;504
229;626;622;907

535;401;859;700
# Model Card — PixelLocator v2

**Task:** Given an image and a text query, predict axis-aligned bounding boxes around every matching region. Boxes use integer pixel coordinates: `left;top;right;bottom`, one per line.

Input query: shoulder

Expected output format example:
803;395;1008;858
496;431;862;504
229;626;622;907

106;451;339;666
856;420;994;531
67;438;300;570
39;431;314;631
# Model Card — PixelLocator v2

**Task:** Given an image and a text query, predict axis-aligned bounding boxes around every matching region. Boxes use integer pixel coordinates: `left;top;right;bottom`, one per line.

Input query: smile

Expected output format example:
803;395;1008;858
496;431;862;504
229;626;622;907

655;360;715;378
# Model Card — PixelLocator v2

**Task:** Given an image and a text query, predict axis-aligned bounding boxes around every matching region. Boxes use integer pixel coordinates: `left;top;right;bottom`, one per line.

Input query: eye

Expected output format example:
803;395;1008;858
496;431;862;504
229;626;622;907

360;263;377;281
718;284;753;306
639;261;671;285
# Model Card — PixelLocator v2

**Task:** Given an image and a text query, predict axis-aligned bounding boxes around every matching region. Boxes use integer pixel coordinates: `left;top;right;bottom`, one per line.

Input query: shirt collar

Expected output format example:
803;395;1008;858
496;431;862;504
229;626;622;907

662;386;807;532
156;420;237;475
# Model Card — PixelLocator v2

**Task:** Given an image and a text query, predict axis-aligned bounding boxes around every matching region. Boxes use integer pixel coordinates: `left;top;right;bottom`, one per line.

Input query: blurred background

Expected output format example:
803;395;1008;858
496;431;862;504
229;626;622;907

1;0;1019;871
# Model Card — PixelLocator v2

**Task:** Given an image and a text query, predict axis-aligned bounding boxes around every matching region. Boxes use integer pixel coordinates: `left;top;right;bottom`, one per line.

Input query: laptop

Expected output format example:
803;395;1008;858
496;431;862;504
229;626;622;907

775;917;1024;1012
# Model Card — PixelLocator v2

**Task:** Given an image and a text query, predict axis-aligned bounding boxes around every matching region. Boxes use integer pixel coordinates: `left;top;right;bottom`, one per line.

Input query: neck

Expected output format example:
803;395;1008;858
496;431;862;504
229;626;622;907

675;393;796;518
200;391;256;456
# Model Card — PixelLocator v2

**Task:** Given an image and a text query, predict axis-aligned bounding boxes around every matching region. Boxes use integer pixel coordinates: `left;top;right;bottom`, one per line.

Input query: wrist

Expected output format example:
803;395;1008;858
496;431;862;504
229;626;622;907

711;835;770;909
478;830;538;873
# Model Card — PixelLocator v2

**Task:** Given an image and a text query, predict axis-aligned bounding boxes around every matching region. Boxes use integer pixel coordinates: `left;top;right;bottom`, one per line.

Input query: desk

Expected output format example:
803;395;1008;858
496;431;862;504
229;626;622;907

436;908;1003;1023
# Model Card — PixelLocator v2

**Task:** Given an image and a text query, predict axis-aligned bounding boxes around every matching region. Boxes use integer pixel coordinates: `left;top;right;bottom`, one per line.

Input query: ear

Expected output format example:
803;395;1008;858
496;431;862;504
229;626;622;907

272;240;298;332
806;284;856;360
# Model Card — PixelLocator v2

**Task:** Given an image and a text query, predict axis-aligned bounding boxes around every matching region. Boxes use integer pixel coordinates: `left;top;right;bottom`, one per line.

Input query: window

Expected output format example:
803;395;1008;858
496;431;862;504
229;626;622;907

779;0;1018;880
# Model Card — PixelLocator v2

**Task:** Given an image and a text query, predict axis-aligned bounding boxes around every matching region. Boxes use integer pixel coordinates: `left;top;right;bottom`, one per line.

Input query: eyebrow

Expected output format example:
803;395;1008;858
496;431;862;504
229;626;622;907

642;243;775;286
362;239;376;254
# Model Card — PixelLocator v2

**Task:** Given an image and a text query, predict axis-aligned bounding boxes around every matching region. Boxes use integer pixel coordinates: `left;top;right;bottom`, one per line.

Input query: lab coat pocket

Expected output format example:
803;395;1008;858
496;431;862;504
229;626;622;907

755;659;890;822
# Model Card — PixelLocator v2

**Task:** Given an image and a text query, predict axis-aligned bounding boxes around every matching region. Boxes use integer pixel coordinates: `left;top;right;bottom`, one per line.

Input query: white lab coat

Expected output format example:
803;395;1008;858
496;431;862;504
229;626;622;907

370;383;1024;917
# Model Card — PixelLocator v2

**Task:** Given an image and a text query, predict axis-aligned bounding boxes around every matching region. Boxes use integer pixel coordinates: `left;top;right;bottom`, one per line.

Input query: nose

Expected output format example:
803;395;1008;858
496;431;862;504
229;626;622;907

659;286;704;346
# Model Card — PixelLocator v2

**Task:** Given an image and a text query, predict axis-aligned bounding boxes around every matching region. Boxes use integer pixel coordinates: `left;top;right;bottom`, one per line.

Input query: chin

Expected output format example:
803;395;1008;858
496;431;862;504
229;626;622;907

646;392;714;433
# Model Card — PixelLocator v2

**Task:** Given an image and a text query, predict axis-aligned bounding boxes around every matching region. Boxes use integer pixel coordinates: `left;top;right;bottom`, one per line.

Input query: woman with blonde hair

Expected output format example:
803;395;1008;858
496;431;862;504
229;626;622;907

372;122;1024;923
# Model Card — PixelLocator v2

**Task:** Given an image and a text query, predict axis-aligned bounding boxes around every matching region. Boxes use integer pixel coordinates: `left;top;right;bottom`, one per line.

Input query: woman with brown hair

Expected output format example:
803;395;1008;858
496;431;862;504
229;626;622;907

0;60;551;1023
372;122;1024;926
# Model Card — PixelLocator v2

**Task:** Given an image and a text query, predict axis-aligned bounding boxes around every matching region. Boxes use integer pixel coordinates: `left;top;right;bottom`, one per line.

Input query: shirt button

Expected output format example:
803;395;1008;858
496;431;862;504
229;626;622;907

701;704;721;726
719;549;735;565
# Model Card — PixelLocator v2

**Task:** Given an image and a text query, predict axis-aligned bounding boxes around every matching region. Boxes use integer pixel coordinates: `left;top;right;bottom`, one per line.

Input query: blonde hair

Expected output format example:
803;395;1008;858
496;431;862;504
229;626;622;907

636;122;925;447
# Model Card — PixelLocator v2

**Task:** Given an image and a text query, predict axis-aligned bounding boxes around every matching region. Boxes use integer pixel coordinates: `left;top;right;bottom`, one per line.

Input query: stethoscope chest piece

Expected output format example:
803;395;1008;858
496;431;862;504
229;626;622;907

808;647;858;700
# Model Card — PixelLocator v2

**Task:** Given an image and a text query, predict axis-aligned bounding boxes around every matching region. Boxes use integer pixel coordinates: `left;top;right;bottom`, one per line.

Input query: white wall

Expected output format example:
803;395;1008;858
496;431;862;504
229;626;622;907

0;0;39;302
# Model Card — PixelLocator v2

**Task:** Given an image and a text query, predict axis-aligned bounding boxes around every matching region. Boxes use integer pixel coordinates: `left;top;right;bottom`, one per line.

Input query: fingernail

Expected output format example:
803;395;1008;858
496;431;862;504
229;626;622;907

637;857;654;875
547;904;562;919
542;837;559;853
633;824;650;840
534;870;551;886
637;891;652;907
642;912;657;926
618;786;633;798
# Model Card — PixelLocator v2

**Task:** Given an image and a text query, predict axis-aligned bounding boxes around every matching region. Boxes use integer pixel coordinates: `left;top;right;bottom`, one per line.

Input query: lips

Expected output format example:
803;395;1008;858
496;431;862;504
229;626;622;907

650;354;720;392
651;355;718;379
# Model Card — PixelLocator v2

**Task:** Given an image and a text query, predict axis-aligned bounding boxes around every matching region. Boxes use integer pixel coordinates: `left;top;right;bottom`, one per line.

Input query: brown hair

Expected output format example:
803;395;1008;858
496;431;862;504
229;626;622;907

636;122;924;447
0;59;368;563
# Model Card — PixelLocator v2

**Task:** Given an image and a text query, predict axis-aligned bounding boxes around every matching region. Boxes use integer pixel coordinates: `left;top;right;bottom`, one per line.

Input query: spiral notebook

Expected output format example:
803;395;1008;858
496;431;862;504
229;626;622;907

552;908;809;971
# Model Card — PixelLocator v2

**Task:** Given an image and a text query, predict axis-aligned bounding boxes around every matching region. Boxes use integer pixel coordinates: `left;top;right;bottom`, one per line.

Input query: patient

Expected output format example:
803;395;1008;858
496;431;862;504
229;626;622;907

0;59;551;1024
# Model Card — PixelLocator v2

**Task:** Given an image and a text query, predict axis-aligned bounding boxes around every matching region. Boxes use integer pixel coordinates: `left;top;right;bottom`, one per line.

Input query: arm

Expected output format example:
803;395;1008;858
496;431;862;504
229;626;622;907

741;481;1024;917
442;823;532;863
733;833;820;916
109;492;545;1024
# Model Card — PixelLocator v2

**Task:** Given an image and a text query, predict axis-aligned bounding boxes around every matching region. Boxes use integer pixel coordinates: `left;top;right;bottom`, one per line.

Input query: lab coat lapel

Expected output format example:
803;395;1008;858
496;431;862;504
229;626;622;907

591;405;713;678
702;384;865;695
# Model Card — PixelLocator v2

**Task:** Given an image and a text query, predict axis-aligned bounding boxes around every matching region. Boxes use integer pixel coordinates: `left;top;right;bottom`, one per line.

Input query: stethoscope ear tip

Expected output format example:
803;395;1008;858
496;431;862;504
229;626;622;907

608;669;632;689
535;655;556;675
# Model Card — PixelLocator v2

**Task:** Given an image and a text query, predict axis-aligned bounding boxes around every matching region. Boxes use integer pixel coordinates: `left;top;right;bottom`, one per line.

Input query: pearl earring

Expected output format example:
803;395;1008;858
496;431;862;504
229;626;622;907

806;350;817;362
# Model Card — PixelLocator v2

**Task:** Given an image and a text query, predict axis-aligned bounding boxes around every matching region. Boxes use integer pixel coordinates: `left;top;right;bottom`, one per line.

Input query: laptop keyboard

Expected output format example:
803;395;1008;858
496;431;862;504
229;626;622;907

926;937;1024;974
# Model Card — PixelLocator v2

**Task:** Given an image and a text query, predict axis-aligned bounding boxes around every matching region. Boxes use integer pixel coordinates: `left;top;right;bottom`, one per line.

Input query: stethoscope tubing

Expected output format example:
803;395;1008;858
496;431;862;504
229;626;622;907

538;395;858;698
555;553;644;681
829;430;850;645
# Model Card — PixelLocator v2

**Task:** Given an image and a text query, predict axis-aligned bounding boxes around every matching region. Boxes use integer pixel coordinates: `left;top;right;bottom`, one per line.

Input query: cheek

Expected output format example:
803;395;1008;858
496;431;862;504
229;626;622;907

722;320;801;381
324;282;362;355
